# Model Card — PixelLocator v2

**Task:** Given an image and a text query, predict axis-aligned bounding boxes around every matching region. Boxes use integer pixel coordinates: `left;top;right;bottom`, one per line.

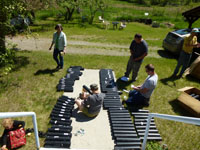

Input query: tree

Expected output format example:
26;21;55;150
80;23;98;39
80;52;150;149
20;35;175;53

0;0;26;55
0;0;53;55
98;0;108;19
23;0;53;19
81;0;108;24
56;0;80;22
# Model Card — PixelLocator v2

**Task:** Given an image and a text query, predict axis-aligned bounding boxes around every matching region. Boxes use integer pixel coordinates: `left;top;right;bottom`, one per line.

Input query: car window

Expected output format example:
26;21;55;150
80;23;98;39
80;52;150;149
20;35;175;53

167;32;180;39
174;29;191;35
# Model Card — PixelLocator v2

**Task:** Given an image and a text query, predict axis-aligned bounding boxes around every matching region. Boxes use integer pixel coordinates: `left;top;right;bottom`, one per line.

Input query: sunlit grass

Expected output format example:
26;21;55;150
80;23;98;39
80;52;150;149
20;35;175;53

0;51;199;149
1;0;200;149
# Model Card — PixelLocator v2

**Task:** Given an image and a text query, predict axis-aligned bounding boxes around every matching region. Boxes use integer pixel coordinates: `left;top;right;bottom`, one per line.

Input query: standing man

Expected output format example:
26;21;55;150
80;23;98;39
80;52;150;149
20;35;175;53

121;33;148;82
49;24;67;70
124;64;158;107
172;28;200;77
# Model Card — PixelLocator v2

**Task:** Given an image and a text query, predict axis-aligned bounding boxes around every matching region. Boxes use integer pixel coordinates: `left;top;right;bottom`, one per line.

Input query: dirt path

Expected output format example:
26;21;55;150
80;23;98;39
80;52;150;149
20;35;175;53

6;36;161;58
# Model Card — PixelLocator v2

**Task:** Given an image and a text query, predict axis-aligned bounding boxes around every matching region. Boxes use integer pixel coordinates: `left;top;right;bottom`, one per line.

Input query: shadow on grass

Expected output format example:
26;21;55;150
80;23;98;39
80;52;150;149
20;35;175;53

185;74;200;83
160;76;180;87
0;80;7;93
169;99;194;117
13;56;30;72
116;77;133;91
34;68;58;76
71;108;96;122
157;50;178;59
0;56;29;93
118;0;135;3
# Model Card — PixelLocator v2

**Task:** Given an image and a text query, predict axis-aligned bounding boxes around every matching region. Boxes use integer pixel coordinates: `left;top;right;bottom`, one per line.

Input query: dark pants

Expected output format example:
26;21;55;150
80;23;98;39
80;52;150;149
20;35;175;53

124;56;142;80
126;90;149;106
0;137;2;146
53;48;64;68
173;50;192;76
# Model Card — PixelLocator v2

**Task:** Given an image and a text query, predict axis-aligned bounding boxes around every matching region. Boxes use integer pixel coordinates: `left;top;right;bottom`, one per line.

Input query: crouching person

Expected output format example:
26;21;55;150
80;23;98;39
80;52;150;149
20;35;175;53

124;64;158;107
75;84;103;118
1;118;25;150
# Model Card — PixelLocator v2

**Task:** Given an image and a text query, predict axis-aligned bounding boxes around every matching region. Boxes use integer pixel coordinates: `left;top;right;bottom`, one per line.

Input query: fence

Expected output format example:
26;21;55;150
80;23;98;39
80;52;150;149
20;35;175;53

0;112;40;150
142;113;200;150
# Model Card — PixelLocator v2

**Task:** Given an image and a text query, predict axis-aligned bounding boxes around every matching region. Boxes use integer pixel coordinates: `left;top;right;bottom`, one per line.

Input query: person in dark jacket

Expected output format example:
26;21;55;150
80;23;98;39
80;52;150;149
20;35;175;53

75;84;104;118
121;33;148;82
1;118;25;150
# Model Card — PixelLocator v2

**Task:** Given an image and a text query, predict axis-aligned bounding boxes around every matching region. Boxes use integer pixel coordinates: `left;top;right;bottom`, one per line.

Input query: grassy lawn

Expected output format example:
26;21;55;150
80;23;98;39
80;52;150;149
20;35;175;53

1;0;200;149
32;0;200;35
31;21;171;46
0;51;200;149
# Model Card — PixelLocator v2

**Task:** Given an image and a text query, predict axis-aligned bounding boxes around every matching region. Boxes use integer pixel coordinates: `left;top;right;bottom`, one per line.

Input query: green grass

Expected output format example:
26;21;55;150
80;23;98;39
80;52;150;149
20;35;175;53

108;0;200;28
28;0;200;48
1;1;200;149
29;21;171;48
31;0;200;30
0;51;200;149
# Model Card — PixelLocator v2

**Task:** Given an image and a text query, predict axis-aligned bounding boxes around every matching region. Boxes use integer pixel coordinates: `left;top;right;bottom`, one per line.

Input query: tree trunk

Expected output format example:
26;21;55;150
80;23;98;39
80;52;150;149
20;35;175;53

89;15;94;24
0;34;6;55
30;10;35;19
89;10;97;24
65;8;69;23
68;8;74;21
0;2;7;54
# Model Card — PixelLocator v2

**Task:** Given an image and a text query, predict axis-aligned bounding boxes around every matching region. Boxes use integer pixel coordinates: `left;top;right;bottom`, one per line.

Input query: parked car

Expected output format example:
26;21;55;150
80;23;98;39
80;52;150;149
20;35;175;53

162;28;200;62
162;29;191;55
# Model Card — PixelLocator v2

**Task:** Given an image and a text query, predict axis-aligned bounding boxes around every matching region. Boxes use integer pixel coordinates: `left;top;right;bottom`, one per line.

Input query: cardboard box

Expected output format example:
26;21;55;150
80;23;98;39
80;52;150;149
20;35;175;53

191;64;200;79
177;87;200;117
184;56;200;79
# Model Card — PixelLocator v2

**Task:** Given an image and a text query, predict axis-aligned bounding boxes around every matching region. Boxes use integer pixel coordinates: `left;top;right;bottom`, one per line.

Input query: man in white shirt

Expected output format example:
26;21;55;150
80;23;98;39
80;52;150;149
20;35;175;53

124;64;158;107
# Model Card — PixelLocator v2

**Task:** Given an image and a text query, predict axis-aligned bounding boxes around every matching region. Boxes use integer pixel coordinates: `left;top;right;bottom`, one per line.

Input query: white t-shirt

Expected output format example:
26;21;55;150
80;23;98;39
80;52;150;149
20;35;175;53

141;74;158;98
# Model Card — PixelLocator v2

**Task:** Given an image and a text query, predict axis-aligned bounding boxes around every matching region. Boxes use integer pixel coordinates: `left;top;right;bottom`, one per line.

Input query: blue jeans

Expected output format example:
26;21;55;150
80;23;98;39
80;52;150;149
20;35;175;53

173;51;192;76
126;90;148;106
53;48;64;68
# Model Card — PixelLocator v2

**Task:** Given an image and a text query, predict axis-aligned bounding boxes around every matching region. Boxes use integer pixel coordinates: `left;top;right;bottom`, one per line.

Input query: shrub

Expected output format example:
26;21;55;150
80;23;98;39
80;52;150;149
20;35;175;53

0;48;16;76
0;49;16;67
37;9;58;20
146;141;168;150
115;15;136;22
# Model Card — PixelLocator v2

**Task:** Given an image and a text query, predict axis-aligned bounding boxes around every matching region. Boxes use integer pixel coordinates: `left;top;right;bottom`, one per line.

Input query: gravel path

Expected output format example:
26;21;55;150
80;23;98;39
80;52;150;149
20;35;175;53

6;36;161;58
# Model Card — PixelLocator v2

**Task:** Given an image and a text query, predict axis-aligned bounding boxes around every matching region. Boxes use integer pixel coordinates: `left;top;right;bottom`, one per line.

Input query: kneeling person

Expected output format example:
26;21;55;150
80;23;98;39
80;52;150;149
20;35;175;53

124;64;158;107
75;84;103;118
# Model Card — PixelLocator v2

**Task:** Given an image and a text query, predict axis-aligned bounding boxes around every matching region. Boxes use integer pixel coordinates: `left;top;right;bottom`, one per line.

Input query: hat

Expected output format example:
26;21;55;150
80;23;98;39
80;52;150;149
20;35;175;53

191;28;199;33
90;84;98;91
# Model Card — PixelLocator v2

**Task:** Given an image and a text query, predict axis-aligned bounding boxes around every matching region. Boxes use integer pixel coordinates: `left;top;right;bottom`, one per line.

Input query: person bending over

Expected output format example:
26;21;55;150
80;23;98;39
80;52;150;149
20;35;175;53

124;64;158;107
1;118;25;150
172;28;200;78
75;84;103;118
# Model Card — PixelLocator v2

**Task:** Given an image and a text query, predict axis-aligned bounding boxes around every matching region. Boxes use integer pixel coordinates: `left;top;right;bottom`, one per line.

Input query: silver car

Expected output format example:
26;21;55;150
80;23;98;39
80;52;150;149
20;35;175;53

162;29;192;55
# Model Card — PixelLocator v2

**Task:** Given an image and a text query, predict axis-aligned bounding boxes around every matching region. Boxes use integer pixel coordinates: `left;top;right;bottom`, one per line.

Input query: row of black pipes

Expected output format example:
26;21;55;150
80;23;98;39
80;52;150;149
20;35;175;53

99;69;162;150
